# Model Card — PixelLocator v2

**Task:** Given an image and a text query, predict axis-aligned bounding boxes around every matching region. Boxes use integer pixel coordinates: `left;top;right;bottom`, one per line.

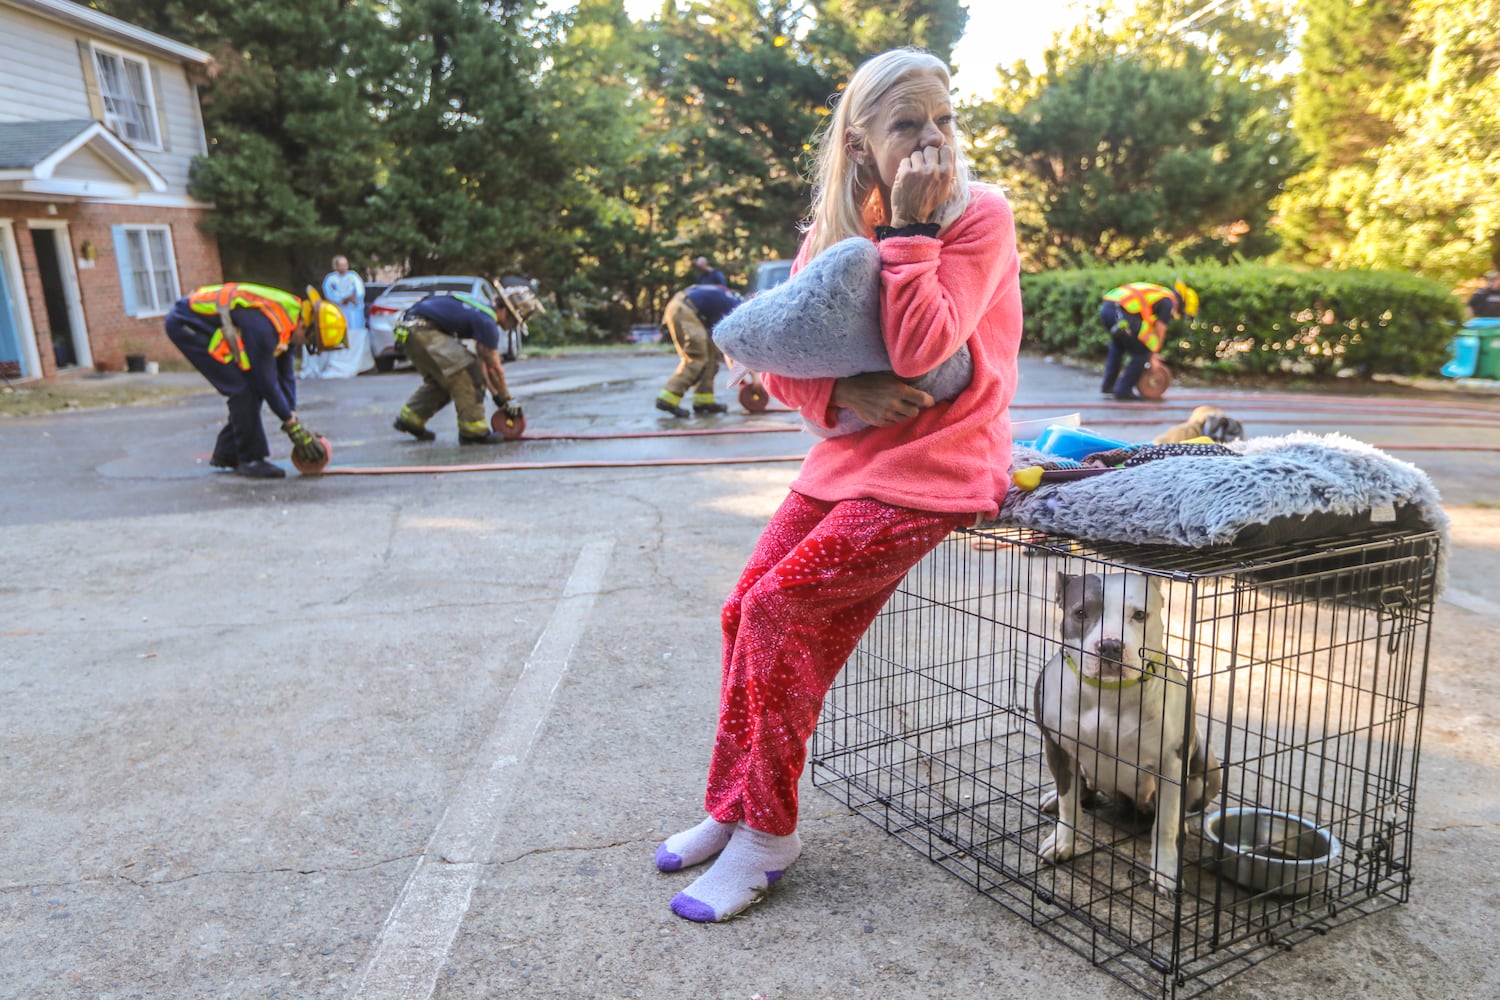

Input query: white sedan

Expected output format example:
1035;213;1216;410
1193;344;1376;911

366;275;525;371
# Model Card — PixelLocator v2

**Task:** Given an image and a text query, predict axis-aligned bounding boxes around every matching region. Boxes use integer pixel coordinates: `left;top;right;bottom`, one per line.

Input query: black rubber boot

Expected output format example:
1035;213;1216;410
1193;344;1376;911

459;431;503;445
393;415;437;441
655;398;690;418
234;459;286;479
694;402;729;415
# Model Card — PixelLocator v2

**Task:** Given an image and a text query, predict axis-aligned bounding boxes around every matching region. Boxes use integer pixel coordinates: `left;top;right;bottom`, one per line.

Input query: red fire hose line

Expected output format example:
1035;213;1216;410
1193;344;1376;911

572;415;1500;432
1156;390;1500;412
306;395;1500;476
1015;395;1500;417
523;426;801;440
319;454;809;476
1089;416;1500;428
1367;443;1500;452
312;440;1500;477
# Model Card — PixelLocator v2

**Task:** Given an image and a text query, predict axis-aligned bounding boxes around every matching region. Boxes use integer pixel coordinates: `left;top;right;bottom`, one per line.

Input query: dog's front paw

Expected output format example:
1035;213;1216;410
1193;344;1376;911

1040;789;1059;816
1149;869;1179;896
1039;826;1077;864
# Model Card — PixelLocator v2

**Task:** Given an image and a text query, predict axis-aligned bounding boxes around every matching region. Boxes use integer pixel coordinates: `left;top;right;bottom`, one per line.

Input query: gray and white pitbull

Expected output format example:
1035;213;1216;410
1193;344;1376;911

1034;571;1222;894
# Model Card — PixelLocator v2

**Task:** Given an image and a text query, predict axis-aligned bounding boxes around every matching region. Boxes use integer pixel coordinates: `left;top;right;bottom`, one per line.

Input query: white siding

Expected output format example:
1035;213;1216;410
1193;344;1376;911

52;144;123;184
0;4;206;196
0;6;93;122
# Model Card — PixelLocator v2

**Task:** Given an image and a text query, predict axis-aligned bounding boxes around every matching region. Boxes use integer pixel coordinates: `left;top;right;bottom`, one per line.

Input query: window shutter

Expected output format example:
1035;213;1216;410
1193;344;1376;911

149;65;170;151
111;226;139;315
77;41;105;121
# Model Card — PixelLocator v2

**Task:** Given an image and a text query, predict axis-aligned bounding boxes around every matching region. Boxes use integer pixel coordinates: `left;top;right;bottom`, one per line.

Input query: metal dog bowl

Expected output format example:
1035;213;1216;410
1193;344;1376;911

1203;807;1340;897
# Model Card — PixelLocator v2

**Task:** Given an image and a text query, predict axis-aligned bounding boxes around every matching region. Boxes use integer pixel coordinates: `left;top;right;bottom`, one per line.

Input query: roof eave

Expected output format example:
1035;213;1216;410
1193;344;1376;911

6;0;210;65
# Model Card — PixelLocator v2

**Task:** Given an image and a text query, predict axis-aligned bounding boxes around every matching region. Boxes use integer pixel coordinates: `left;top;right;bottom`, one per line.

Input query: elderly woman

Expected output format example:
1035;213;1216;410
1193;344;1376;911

313;255;373;378
656;47;1023;922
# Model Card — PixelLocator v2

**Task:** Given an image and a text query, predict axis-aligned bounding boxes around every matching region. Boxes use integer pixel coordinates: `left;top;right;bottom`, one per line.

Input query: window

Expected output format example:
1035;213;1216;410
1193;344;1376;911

93;47;159;148
111;225;179;316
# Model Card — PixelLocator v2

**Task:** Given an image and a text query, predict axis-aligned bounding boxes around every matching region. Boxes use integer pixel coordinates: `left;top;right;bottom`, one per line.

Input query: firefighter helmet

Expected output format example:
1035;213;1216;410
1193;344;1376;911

1173;278;1200;318
496;282;545;326
302;286;349;352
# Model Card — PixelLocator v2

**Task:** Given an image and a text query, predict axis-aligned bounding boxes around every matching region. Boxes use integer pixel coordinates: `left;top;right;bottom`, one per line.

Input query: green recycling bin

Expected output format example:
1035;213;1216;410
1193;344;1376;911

1443;318;1500;379
1477;321;1500;379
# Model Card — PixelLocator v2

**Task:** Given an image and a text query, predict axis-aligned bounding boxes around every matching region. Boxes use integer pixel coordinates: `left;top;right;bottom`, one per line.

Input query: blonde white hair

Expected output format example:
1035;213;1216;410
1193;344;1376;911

802;47;972;261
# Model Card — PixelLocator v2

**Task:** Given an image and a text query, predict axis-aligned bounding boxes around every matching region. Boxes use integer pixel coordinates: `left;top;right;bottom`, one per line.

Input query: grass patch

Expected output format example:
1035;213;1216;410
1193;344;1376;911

0;372;207;418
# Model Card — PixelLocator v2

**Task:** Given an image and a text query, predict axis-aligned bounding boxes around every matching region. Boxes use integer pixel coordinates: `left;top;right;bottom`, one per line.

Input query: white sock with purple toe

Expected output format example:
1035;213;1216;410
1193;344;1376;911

655;816;735;872
669;823;801;922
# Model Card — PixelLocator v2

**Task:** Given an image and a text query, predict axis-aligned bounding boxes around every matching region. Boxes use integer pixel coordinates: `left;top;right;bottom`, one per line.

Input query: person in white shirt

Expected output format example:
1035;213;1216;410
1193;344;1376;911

307;255;374;378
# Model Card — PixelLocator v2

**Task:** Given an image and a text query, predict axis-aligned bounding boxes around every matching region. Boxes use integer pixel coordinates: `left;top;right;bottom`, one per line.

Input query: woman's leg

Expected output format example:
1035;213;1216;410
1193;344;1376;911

669;498;964;921
655;492;832;872
705;497;965;835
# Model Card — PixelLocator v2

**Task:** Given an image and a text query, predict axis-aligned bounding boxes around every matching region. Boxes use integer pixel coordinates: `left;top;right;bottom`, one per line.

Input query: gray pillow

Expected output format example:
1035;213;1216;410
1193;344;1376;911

712;236;971;437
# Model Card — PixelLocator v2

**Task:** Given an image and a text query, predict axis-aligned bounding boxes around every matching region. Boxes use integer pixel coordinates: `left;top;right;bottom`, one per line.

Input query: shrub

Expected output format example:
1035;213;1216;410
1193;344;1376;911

1020;262;1463;379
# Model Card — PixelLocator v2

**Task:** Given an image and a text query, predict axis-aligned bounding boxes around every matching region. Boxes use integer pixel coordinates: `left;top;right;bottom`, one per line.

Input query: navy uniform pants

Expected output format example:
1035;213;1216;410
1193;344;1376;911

165;315;272;464
1098;302;1152;398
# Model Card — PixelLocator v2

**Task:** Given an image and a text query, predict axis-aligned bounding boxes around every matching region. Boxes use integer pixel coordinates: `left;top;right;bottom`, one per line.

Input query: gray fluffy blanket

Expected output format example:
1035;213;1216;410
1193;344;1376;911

711;236;971;438
993;431;1448;582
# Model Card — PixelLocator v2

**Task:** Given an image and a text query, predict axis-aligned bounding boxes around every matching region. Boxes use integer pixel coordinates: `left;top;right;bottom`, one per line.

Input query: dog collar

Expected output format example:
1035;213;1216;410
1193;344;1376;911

1062;651;1166;690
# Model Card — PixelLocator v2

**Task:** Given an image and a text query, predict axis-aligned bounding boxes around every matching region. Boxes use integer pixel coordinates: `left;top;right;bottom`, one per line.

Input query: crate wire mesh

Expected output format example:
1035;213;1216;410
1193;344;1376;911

811;523;1438;999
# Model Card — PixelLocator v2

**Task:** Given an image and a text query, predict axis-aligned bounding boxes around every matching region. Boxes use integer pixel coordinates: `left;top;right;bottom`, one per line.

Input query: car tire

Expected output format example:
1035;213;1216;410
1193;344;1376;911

502;328;521;363
374;354;396;373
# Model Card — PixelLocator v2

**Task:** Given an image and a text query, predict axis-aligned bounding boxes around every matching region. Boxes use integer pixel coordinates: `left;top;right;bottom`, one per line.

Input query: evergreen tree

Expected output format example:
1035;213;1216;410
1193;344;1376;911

1348;0;1500;280
651;0;832;277
86;0;388;286
353;0;563;278
1272;0;1415;271
807;0;967;74
965;0;1298;269
1276;0;1499;282
536;0;672;332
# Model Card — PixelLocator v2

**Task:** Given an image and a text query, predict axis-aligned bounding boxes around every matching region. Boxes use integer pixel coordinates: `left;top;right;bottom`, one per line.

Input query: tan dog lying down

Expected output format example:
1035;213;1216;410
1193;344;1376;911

1152;405;1244;445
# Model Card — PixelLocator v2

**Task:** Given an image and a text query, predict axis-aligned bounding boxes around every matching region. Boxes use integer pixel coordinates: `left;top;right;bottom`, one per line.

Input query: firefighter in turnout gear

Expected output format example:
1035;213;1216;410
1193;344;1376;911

1098;280;1198;401
655;283;743;418
164;283;344;478
391;284;544;444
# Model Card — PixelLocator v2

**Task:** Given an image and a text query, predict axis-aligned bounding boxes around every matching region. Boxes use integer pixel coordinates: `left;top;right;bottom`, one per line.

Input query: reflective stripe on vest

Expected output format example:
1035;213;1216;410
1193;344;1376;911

1103;283;1173;352
188;283;302;368
451;291;496;321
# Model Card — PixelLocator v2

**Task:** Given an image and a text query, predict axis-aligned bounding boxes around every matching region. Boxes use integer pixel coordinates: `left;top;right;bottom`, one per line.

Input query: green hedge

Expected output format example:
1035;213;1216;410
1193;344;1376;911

1019;261;1464;379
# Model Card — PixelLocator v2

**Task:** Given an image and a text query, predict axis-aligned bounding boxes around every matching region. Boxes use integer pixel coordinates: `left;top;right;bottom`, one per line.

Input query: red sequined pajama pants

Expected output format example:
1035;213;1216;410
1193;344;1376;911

704;491;968;836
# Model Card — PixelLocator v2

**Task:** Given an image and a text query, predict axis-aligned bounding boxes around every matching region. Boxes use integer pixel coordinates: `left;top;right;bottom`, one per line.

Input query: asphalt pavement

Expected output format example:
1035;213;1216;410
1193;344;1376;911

2;351;1498;1000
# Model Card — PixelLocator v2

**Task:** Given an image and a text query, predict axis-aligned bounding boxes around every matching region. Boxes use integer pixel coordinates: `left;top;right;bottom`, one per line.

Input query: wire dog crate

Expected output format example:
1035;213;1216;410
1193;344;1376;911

811;523;1439;999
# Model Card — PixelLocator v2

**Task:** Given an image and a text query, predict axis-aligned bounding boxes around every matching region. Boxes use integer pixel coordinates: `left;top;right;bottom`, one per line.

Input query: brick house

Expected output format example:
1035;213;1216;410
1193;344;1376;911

0;0;222;381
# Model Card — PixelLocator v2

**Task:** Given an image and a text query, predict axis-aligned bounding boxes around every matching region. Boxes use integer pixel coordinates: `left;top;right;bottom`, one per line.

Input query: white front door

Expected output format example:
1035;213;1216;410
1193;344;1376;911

27;220;92;371
0;220;41;380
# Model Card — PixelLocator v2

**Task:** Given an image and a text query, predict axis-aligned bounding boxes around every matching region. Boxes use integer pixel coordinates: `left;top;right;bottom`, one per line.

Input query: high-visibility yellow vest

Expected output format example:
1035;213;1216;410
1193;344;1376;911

451;291;496;321
188;283;302;369
1102;283;1176;352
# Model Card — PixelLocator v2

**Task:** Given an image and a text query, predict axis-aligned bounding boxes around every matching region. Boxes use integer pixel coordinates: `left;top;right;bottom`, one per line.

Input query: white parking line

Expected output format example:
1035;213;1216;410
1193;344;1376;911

1443;585;1500;618
352;536;615;1000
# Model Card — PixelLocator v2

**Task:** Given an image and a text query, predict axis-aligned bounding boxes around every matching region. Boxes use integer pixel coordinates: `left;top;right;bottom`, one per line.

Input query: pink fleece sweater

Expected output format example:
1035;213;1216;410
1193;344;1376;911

763;183;1021;519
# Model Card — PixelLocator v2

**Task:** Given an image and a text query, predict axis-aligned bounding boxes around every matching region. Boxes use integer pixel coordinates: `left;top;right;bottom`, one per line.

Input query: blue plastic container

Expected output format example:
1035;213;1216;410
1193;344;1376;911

1443;335;1481;378
1027;424;1132;461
